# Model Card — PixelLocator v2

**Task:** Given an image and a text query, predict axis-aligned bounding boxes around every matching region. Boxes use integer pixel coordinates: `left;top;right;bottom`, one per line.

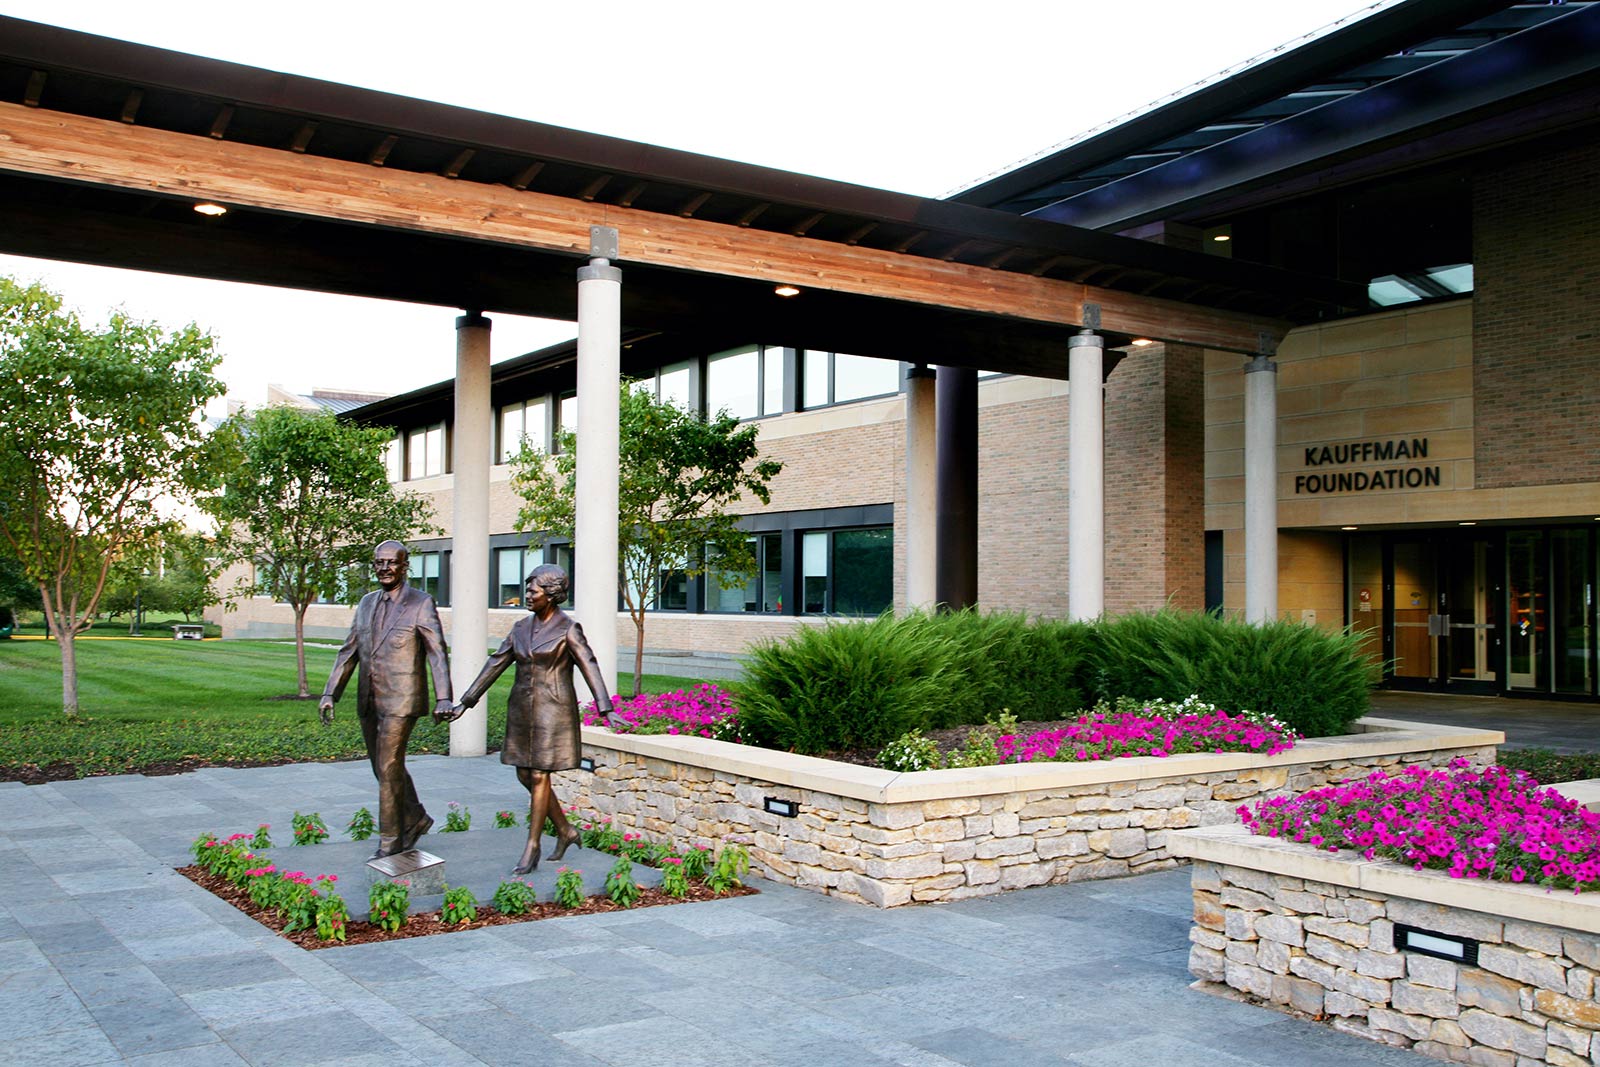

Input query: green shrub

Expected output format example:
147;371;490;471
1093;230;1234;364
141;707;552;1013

911;611;1091;725
492;880;538;915
733;613;959;754
1088;610;1377;737
440;885;477;925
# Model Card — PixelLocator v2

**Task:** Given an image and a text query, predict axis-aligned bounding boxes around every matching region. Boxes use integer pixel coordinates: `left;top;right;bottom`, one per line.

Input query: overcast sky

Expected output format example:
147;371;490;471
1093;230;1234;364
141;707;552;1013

0;0;1387;409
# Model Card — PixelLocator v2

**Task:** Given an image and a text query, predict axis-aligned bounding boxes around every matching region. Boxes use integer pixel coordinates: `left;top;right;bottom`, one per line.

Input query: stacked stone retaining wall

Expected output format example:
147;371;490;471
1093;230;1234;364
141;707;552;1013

555;719;1498;908
1172;826;1600;1066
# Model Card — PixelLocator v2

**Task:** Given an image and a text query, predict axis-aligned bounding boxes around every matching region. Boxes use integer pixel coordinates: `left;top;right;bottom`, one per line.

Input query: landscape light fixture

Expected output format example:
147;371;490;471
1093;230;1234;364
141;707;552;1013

1395;924;1479;965
763;796;799;818
193;202;228;216
578;756;596;772
773;285;801;297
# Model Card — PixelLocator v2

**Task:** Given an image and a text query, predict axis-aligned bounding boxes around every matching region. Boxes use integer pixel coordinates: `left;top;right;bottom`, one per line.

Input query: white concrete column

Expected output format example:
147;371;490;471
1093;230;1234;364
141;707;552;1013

573;226;621;700
449;312;491;757
1068;330;1105;621
1244;351;1279;623
903;366;937;612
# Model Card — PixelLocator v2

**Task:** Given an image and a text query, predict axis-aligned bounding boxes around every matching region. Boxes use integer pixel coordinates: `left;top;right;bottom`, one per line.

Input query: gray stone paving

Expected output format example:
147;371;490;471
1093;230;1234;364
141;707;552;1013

0;754;1445;1067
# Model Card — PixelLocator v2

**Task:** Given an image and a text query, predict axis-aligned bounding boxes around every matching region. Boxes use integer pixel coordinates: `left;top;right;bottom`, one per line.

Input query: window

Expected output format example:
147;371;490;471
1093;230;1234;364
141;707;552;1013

627;550;688;612
408;551;443;604
632;360;695;411
802;351;901;408
1367;263;1474;307
495;547;533;607
314;563;367;605
550;543;575;608
382;434;402;482
406;423;446;479
705;533;784;613
707;346;785;420
497;398;547;464
554;393;577;451
801;527;891;615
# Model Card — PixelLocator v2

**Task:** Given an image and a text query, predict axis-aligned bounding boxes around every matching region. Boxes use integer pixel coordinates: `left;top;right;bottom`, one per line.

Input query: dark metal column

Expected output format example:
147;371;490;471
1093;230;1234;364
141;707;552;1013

935;365;978;611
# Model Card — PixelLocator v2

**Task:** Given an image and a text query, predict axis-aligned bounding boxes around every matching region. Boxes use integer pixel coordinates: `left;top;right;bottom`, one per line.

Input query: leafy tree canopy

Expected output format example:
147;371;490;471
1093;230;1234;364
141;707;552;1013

0;277;226;715
511;382;781;694
206;404;436;696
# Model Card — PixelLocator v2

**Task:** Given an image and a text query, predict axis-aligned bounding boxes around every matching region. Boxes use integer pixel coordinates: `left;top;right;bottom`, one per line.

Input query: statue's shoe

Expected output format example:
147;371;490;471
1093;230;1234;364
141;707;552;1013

395;814;433;853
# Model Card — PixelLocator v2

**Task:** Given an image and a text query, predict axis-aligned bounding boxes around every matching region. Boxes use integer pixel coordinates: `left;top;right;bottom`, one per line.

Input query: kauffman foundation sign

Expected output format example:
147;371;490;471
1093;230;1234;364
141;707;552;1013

1293;437;1442;494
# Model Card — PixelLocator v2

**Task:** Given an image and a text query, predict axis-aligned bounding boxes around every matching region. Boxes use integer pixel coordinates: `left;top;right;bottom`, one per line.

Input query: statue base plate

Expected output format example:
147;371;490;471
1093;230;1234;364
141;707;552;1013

366;849;446;895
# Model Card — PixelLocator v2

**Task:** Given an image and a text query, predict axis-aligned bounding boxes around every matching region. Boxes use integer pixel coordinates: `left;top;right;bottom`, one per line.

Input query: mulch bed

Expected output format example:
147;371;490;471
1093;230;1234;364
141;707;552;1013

177;865;757;950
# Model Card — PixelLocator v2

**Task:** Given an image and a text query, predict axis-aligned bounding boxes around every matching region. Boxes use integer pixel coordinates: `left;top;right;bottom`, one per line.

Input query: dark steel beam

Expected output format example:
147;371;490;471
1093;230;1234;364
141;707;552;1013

951;0;1512;210
1028;4;1600;231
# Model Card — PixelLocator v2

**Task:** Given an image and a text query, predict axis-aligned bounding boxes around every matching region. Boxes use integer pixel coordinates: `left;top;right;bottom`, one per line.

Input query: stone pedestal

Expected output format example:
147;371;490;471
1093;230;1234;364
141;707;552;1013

366;849;446;895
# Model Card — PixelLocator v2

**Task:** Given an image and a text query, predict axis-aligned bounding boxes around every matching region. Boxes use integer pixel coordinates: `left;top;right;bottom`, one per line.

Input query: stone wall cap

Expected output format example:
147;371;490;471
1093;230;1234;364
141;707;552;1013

1552;778;1600;813
580;716;1501;805
1171;824;1600;934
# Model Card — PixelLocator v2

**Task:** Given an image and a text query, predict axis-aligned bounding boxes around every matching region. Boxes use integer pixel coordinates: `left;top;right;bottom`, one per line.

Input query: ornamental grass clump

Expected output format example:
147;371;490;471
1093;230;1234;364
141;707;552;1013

735;613;958;754
1239;759;1600;893
582;683;741;741
1090;610;1377;737
995;696;1297;764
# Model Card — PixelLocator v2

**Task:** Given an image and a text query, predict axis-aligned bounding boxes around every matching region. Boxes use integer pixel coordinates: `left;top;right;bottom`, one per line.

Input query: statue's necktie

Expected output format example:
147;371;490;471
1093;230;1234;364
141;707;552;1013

372;594;391;640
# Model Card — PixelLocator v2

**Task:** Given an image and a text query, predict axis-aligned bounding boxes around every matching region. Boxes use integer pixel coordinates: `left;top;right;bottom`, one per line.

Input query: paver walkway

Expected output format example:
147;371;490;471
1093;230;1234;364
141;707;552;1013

0;753;1442;1067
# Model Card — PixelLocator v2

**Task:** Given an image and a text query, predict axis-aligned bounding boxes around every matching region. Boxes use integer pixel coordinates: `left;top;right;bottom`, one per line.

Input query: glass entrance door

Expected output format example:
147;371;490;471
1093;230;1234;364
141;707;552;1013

1507;529;1595;694
1376;532;1502;693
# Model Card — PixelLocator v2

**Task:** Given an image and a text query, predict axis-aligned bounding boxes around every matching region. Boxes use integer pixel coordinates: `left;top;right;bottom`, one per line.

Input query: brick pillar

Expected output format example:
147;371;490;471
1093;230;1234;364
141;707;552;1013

1104;342;1206;613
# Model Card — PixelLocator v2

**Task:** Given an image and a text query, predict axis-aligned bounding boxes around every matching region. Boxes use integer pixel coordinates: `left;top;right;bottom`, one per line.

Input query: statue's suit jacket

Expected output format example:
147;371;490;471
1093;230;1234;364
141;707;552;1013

324;585;453;717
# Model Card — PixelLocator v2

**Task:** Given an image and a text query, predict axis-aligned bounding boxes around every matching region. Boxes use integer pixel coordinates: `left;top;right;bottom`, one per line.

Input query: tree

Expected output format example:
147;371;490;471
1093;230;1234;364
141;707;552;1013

207;405;436;697
99;528;221;631
0;278;226;716
511;382;782;695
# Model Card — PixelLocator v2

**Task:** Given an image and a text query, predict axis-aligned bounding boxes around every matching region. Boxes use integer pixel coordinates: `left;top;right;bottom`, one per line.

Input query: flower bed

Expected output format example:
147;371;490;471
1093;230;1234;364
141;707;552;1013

180;823;755;948
996;696;1296;763
560;716;1502;907
583;683;741;740
1239;761;1600;892
1168;815;1600;1067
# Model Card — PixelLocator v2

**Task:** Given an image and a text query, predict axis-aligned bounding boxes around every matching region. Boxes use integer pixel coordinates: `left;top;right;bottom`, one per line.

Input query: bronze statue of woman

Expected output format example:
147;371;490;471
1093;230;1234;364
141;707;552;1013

452;564;621;875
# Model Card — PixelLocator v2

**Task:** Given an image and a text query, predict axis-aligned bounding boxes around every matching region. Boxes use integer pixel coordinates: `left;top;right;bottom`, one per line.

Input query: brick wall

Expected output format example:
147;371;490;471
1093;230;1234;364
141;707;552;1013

1474;140;1600;488
1106;342;1206;613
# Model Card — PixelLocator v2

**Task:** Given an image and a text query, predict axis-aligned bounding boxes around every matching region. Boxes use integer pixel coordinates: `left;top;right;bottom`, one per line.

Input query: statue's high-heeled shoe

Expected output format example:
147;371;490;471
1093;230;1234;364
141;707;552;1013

547;827;580;861
511;836;540;876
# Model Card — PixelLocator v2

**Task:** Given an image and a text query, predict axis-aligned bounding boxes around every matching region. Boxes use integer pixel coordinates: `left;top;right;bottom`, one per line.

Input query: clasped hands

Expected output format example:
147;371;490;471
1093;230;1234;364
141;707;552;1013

317;697;465;725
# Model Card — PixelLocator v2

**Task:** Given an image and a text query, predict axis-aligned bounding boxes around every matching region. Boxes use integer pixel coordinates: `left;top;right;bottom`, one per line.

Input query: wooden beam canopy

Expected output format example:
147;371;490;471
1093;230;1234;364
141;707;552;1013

0;102;1288;353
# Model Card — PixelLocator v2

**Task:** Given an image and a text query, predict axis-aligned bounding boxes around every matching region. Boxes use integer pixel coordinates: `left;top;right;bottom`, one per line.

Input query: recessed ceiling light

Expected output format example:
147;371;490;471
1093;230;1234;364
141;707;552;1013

774;285;801;298
1130;338;1154;347
1341;526;1358;531
1212;234;1230;242
1458;521;1477;526
193;202;228;217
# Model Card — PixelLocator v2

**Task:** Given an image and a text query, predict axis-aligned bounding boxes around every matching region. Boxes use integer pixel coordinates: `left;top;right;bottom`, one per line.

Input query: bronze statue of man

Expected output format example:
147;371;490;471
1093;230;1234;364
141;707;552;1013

319;540;454;858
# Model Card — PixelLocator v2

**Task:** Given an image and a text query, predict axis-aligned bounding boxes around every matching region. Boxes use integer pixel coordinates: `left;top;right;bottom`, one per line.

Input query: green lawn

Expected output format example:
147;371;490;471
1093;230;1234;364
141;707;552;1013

0;637;701;780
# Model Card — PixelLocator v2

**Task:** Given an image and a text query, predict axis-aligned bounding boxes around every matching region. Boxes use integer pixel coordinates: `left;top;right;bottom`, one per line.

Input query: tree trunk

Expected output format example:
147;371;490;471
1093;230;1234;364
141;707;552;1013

293;604;310;697
632;610;646;697
59;629;80;719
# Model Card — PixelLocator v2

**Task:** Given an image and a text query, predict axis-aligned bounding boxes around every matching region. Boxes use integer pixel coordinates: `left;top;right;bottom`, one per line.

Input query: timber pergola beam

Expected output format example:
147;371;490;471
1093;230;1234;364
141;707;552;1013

0;102;1289;356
